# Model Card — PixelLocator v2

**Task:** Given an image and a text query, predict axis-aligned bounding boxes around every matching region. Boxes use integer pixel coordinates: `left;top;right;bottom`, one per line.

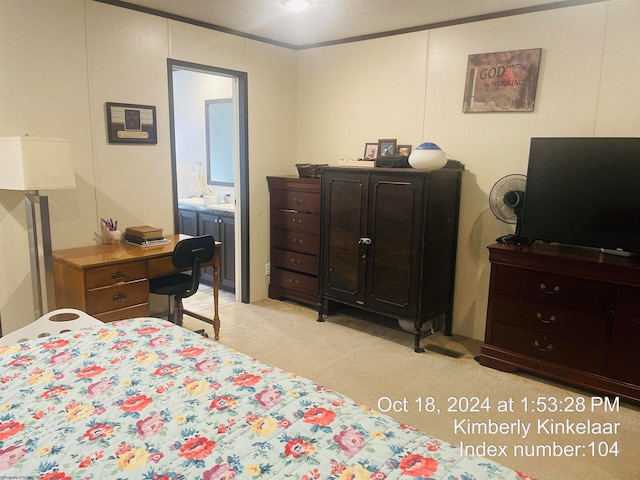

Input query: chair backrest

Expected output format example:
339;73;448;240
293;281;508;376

172;235;216;298
0;308;102;347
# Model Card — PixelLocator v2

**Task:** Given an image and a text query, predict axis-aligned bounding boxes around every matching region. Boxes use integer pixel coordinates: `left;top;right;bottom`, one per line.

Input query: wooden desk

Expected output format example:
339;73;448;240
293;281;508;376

52;234;221;339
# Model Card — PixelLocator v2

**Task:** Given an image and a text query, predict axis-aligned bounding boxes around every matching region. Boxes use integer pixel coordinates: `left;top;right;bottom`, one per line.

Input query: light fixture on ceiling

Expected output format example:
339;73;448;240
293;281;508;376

281;0;313;12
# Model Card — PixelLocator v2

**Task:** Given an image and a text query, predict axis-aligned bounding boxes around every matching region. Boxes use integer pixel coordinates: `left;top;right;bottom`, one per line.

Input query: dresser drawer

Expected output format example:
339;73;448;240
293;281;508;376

615;285;640;316
85;261;147;289
270;189;320;213
491;294;608;344
271;268;318;296
271;229;319;255
494;266;614;313
610;314;640;353
492;322;604;373
606;348;640;385
271;210;319;235
86;279;149;315
271;248;318;276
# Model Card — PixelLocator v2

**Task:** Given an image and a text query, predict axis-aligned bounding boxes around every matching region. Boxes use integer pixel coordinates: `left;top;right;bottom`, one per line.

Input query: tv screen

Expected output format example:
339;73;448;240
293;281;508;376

520;137;640;254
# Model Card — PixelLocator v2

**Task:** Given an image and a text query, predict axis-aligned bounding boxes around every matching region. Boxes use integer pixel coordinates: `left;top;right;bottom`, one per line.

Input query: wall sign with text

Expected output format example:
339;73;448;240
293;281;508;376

106;102;157;144
462;48;541;113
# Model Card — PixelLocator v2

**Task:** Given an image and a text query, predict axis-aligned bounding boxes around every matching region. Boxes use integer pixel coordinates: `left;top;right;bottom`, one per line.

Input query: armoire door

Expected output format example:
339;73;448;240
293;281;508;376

321;171;369;305
365;174;424;318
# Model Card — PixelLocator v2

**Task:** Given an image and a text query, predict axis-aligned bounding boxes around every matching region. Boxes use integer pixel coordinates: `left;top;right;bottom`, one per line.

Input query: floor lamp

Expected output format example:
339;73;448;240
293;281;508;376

0;136;75;320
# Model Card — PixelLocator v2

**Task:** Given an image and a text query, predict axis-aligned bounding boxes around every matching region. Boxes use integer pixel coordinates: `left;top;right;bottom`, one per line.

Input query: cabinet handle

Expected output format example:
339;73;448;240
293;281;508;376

111;271;125;281
290;258;301;265
536;313;557;324
539;283;560;294
292;237;302;245
112;292;127;302
359;237;372;245
288;278;299;285
293;197;303;205
292;218;302;225
533;340;553;351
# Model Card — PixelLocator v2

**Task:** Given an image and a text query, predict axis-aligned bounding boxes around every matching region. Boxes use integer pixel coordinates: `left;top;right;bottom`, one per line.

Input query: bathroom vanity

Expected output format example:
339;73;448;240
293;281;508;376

178;198;235;292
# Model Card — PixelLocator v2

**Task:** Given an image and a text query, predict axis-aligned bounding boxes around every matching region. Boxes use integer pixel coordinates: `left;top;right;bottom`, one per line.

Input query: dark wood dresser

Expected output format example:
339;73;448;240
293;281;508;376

267;176;322;309
480;242;640;403
317;163;464;352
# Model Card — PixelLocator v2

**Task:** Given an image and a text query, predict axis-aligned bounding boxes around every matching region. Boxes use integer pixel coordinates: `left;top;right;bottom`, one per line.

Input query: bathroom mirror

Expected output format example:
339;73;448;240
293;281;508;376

206;98;235;186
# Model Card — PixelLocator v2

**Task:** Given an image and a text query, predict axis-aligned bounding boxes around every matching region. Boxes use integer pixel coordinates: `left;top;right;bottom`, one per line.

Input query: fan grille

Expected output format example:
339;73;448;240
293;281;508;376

489;174;526;224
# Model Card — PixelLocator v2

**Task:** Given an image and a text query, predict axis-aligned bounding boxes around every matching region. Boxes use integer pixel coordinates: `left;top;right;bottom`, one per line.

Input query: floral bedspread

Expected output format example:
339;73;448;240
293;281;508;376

0;317;534;479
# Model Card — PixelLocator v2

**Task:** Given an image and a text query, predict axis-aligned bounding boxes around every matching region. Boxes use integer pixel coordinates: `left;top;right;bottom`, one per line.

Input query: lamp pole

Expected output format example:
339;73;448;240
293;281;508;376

25;191;56;319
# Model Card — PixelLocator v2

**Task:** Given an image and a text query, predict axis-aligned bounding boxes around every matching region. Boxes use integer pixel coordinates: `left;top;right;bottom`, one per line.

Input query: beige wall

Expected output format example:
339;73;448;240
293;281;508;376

0;0;297;333
296;0;640;339
1;0;639;339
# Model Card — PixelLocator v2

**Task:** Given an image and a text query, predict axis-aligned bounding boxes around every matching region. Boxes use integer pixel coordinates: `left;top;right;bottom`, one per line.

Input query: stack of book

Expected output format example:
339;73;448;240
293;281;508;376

122;225;168;246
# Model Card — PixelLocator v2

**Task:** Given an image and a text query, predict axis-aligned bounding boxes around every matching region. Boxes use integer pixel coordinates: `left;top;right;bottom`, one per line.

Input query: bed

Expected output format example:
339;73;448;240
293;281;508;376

0;316;535;479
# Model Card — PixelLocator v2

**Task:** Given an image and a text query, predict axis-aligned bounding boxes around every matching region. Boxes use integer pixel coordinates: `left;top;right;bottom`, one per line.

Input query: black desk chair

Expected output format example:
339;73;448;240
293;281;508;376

149;235;215;327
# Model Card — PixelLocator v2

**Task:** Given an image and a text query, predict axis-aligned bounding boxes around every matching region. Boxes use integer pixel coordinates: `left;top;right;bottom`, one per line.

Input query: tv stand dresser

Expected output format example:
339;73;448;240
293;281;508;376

480;242;640;403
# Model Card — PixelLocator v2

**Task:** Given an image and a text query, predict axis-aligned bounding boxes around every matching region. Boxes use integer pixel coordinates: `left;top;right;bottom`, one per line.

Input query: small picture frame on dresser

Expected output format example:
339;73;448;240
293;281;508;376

397;145;412;156
377;138;397;157
363;143;378;159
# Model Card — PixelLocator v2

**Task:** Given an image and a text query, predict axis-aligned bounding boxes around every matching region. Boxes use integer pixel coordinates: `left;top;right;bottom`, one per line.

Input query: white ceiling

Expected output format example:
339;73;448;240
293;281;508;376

109;0;597;48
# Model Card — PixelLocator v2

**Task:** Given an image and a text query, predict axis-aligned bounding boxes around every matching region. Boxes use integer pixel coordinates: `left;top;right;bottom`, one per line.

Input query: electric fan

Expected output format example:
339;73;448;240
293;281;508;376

489;174;531;245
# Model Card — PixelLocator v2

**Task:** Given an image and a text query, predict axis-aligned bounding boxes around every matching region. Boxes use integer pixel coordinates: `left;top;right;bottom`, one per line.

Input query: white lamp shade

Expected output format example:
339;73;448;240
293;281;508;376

0;136;75;190
408;142;448;170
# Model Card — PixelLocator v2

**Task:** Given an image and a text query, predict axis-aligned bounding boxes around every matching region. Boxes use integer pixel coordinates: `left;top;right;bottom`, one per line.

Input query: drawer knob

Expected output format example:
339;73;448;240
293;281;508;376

112;271;125;281
293;237;302;245
533;340;553;352
539;283;560;294
288;278;299;285
112;292;128;302
292;218;302;225
290;258;301;265
293;197;303;205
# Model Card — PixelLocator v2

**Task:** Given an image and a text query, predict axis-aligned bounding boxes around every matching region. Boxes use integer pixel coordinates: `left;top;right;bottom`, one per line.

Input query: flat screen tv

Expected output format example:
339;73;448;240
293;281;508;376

520;137;640;254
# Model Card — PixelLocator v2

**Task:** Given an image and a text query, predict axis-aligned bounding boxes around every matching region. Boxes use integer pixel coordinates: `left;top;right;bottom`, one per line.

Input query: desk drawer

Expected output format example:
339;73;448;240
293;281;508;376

85;261;147;289
148;256;177;278
93;303;150;323
86;279;149;315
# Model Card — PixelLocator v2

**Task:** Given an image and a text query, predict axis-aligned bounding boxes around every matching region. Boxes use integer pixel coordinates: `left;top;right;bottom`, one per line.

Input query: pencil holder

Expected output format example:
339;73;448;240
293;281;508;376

102;227;121;245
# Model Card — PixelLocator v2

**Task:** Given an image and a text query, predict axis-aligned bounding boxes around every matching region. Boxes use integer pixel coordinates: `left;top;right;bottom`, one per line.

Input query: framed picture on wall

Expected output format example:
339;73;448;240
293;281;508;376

462;48;541;113
106;102;157;144
363;142;378;159
377;138;397;157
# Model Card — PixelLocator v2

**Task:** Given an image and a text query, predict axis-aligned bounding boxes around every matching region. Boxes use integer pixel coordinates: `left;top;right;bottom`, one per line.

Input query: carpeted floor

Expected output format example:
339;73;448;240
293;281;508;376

182;293;640;480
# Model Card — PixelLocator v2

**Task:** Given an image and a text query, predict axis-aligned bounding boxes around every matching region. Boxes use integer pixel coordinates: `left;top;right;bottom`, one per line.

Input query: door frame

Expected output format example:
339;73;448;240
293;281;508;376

167;58;250;303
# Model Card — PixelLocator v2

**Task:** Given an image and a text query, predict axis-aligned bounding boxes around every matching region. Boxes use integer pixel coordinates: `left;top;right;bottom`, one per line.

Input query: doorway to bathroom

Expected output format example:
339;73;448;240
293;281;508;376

167;59;249;303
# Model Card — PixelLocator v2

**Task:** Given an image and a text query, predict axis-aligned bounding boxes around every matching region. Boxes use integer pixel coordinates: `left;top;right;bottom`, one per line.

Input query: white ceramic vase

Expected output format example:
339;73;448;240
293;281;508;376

408;142;447;170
